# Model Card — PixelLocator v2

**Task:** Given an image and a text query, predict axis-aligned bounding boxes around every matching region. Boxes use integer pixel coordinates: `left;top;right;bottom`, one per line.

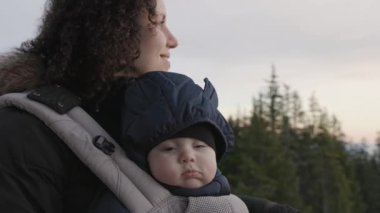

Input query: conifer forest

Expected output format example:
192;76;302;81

220;69;380;213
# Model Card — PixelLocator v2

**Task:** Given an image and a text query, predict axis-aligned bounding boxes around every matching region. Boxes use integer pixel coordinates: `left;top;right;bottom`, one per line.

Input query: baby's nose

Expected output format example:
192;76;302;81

180;151;195;163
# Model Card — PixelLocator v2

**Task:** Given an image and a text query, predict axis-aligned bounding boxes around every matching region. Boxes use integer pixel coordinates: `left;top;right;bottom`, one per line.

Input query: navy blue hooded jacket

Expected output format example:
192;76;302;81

121;71;235;170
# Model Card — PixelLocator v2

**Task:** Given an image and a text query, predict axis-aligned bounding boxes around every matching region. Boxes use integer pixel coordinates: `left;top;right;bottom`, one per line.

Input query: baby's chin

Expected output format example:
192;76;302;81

179;179;210;189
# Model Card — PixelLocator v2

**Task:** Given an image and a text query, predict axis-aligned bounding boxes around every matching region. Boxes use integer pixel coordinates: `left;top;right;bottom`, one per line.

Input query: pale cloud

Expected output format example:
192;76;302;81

0;1;45;51
168;0;380;61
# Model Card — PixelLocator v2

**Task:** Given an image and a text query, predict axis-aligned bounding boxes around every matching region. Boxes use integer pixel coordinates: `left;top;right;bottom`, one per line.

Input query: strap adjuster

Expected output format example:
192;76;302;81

93;135;115;155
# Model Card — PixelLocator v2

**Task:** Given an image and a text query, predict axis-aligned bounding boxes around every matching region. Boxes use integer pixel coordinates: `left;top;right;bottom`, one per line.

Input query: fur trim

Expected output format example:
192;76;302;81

0;52;43;95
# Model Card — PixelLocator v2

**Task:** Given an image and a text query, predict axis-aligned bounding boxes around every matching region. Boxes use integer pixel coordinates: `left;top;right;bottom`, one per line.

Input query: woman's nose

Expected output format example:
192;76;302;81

166;29;178;49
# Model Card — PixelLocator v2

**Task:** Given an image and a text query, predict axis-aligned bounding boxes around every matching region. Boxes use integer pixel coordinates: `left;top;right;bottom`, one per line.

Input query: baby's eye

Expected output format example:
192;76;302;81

162;146;175;151
194;144;207;149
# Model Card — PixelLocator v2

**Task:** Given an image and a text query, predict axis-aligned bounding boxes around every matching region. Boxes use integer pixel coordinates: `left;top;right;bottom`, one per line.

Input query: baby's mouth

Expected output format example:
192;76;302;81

181;170;201;178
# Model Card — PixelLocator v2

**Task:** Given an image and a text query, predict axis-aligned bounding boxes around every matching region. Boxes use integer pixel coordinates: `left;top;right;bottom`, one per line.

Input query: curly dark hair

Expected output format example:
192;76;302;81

20;0;157;100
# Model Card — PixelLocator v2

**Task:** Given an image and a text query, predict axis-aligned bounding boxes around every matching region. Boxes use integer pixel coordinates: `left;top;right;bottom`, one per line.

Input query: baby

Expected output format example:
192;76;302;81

121;71;233;197
94;71;235;212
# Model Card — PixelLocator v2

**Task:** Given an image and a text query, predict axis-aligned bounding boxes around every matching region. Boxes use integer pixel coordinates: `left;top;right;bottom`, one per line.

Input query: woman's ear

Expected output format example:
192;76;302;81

203;78;218;108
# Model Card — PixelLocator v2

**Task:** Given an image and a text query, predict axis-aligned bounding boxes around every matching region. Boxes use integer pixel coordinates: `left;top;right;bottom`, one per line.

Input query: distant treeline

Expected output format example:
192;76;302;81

220;67;380;213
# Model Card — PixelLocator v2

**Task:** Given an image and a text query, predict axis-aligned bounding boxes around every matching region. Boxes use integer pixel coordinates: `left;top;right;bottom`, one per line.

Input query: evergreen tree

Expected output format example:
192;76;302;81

351;133;380;213
221;68;306;210
220;68;371;213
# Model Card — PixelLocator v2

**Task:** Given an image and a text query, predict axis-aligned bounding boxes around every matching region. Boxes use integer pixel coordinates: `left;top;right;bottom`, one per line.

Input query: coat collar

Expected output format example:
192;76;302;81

0;52;43;95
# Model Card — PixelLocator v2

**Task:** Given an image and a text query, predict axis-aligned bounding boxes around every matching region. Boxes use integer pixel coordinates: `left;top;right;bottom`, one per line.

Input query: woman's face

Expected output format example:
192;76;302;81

133;0;178;75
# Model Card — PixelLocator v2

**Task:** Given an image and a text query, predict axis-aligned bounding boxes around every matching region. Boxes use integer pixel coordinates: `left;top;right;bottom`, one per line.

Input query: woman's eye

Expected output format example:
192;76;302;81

146;23;157;29
157;15;166;26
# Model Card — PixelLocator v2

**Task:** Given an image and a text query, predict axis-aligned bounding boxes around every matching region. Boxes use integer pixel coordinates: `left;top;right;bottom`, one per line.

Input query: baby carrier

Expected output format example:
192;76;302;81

0;85;248;213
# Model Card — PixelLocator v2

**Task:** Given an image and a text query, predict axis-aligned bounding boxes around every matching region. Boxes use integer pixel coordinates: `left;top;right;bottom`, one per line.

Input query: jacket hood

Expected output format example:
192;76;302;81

121;71;235;170
0;52;43;95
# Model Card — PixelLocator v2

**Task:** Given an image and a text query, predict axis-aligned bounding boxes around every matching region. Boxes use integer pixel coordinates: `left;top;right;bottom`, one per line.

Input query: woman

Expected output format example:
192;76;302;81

0;0;298;212
0;0;176;212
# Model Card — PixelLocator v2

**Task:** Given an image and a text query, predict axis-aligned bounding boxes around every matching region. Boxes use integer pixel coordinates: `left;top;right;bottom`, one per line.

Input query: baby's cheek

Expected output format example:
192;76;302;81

159;169;178;185
205;162;218;183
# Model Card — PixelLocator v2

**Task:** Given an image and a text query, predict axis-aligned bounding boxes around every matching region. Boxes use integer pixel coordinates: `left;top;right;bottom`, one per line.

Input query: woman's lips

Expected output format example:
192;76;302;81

160;53;170;59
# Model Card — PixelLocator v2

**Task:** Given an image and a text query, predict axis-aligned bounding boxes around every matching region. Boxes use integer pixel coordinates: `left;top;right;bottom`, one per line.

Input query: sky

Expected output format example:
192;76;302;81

0;0;379;144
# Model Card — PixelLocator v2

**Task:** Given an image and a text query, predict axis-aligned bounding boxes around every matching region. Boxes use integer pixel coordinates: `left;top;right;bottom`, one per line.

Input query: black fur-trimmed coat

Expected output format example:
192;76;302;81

0;53;106;212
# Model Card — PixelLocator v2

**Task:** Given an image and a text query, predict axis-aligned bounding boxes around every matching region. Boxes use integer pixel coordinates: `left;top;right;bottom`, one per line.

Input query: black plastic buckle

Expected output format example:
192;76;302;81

93;135;115;155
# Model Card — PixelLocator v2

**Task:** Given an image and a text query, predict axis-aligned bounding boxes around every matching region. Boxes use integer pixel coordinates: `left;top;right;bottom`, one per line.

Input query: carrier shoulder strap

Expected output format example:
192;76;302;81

0;89;170;213
0;87;248;213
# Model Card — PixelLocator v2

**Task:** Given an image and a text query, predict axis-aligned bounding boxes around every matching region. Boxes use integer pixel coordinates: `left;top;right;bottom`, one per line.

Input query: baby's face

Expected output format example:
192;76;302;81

147;137;217;188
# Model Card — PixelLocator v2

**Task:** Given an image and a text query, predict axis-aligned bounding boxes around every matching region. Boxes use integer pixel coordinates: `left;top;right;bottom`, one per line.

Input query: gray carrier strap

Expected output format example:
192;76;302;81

0;92;169;212
0;92;248;213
